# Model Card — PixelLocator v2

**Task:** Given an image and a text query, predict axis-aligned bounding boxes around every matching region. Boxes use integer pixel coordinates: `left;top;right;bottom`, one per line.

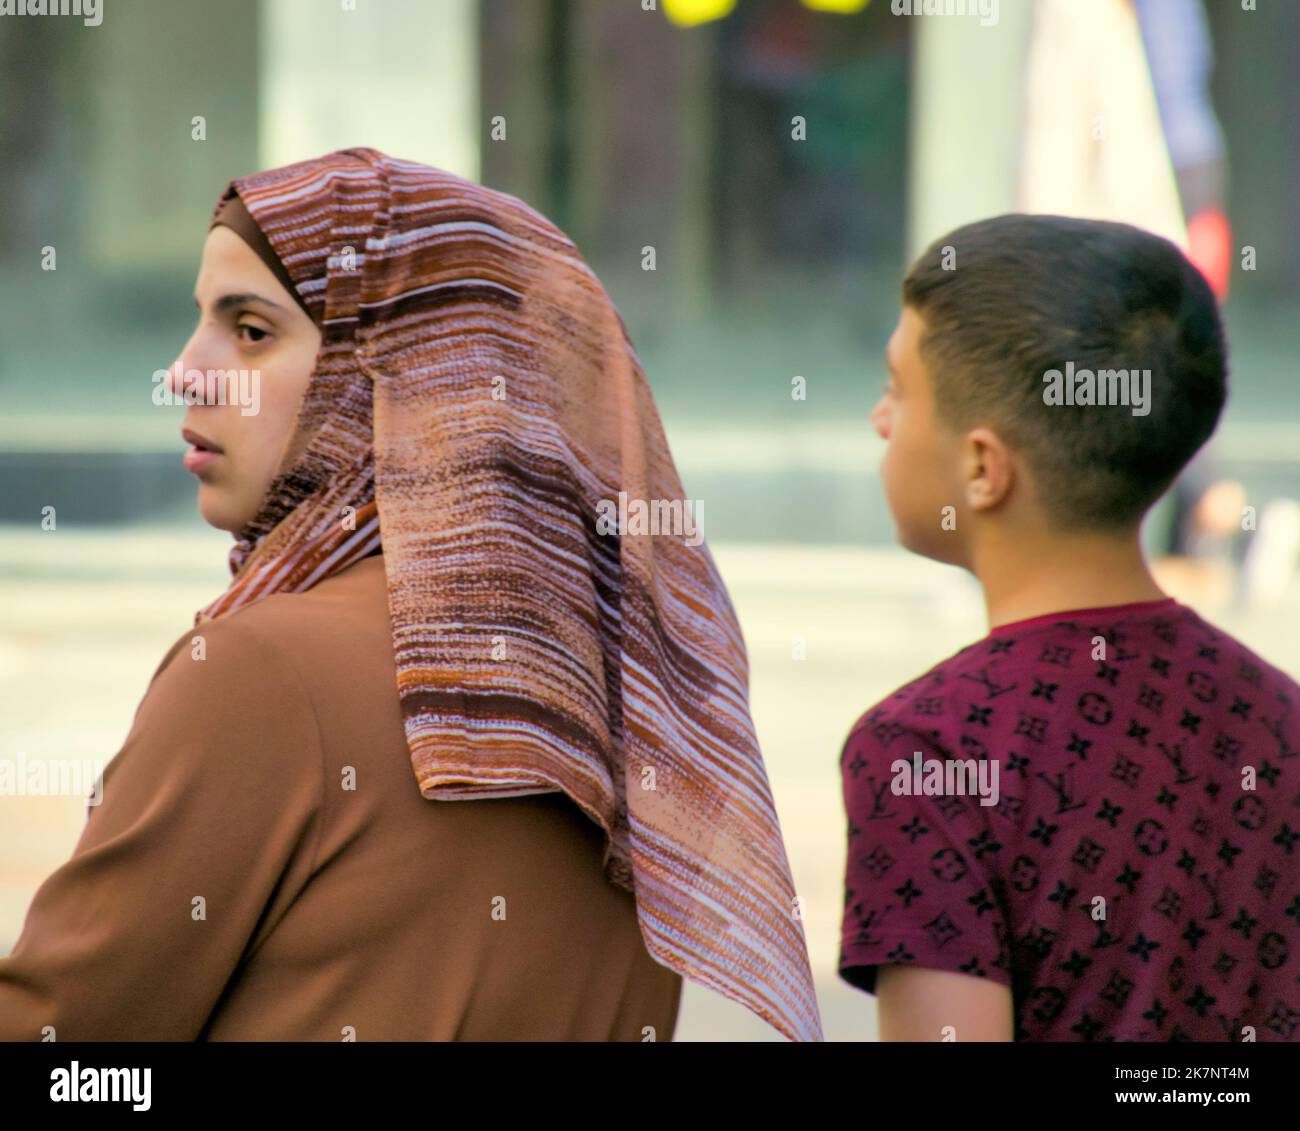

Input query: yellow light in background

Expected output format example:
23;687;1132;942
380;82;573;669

802;0;871;11
795;0;868;10
663;0;737;28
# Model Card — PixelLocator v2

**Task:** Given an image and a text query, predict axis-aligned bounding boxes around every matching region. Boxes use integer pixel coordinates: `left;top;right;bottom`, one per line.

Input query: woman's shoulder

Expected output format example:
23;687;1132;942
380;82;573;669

145;605;321;734
163;555;388;669
237;553;388;638
148;554;395;731
100;594;331;827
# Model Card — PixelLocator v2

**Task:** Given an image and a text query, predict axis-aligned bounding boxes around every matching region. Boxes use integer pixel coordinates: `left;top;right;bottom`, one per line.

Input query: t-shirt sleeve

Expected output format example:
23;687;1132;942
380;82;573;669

838;720;1012;994
0;618;324;1040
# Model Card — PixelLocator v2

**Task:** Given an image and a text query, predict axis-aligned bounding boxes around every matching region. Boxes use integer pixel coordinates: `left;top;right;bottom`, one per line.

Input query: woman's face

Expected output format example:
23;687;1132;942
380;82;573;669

168;225;322;533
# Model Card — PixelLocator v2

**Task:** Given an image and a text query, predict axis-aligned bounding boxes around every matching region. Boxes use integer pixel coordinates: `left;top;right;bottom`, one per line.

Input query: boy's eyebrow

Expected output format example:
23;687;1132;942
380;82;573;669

192;292;289;315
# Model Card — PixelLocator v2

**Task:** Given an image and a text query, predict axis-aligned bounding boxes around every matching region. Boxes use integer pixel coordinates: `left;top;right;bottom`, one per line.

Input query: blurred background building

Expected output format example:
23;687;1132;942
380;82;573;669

1;0;1297;1040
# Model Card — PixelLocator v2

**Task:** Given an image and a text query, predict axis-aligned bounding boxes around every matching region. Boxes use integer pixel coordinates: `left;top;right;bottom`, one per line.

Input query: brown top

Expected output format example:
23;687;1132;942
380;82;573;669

0;554;682;1041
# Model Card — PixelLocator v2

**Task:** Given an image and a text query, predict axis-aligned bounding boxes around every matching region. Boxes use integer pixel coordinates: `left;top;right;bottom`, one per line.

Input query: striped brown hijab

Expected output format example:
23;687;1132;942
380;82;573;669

194;148;822;1042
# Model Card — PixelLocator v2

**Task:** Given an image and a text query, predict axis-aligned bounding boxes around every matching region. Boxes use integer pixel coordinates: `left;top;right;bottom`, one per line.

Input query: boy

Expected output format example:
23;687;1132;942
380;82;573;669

839;214;1300;1041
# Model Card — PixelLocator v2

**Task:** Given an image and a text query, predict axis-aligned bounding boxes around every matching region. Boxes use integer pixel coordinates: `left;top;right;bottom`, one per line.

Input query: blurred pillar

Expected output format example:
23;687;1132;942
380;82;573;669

84;0;260;272
482;0;713;331
571;1;716;326
673;24;719;324
1205;0;1300;293
259;0;478;179
905;6;1031;261
479;0;552;212
0;18;65;268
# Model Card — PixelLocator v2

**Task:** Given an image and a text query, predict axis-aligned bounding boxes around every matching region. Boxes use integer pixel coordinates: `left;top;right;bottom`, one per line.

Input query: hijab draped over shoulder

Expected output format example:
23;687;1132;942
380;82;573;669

196;147;823;1042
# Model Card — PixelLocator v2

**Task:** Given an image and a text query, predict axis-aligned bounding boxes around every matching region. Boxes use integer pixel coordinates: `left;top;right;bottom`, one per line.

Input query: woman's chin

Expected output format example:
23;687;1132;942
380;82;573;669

196;487;249;534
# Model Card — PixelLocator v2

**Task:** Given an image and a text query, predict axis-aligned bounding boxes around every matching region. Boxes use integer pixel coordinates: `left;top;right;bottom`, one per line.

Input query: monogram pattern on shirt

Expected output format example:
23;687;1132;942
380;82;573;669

839;607;1300;1041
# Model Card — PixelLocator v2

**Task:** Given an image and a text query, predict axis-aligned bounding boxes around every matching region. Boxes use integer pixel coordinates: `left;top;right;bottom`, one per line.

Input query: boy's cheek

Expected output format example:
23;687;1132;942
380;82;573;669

882;447;960;562
880;429;917;508
880;446;922;540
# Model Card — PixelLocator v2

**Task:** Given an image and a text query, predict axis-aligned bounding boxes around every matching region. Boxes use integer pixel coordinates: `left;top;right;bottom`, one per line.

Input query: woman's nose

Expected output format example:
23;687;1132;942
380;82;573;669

164;333;194;398
166;333;213;402
164;351;186;398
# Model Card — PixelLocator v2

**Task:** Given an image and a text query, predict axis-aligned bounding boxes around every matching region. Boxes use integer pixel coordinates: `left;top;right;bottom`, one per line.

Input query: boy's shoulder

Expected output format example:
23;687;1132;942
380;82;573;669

1158;602;1300;734
841;599;1300;765
841;630;1020;757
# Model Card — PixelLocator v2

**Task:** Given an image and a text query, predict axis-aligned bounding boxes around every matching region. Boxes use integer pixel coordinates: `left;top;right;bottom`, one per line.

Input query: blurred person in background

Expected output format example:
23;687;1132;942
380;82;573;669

1134;0;1300;608
1019;0;1271;606
1135;0;1232;302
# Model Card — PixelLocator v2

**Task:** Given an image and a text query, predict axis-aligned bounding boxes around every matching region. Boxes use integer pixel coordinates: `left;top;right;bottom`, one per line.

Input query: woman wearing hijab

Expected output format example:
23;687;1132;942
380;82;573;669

0;148;823;1042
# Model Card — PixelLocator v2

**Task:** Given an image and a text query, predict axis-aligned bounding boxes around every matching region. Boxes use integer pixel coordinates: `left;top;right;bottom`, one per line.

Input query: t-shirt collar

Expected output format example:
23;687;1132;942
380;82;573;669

988;597;1180;638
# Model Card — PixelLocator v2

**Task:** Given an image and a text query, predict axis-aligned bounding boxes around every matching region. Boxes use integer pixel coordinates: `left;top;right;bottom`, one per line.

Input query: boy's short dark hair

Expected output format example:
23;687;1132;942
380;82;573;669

901;214;1228;530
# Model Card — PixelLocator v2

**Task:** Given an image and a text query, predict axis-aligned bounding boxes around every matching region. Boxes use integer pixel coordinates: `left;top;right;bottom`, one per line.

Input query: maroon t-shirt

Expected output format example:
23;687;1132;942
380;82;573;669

838;597;1300;1041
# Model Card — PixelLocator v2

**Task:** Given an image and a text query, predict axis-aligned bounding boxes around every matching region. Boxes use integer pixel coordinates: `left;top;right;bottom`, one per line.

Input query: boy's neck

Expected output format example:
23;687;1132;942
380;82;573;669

971;524;1168;632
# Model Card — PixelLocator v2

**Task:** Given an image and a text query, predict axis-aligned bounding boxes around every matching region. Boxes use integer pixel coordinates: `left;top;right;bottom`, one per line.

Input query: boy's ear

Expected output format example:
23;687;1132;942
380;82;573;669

962;426;1015;515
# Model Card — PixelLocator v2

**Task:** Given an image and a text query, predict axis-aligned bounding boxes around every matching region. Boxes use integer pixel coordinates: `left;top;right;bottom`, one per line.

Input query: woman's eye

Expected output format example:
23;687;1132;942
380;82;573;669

237;322;269;344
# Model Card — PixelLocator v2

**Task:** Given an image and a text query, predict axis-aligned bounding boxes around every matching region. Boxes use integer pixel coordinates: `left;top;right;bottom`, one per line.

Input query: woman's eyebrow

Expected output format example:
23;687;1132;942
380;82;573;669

192;292;289;315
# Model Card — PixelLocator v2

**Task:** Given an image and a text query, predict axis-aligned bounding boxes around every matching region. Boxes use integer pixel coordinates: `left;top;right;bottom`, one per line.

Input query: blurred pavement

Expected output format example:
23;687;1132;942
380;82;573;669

2;528;1298;1041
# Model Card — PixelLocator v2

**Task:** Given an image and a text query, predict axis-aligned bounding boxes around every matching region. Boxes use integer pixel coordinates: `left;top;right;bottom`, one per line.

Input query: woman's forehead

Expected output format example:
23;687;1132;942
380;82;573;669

195;228;297;309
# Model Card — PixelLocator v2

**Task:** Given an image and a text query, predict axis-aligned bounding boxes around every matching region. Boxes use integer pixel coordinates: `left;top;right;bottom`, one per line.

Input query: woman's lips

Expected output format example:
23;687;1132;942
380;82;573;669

183;447;222;473
180;427;224;474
